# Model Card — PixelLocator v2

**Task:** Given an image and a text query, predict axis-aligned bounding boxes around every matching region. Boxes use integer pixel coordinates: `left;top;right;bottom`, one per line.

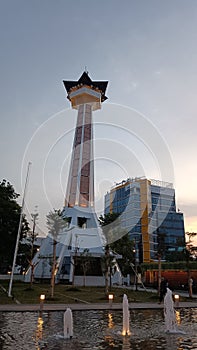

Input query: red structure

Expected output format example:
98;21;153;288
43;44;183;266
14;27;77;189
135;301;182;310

145;269;197;290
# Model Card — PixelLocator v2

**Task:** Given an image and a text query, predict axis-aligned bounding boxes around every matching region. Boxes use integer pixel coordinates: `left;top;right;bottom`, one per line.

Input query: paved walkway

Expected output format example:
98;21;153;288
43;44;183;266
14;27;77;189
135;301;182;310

0;300;196;312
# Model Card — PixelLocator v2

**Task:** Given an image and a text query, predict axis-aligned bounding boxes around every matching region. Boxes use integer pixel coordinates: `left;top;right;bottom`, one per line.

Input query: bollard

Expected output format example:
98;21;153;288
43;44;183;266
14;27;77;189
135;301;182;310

108;294;114;308
174;294;179;307
39;294;45;313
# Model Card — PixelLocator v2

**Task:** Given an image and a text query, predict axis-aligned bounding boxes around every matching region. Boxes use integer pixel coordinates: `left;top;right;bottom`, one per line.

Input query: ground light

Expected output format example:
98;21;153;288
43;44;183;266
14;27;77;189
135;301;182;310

108;293;114;308
39;294;45;313
174;294;180;307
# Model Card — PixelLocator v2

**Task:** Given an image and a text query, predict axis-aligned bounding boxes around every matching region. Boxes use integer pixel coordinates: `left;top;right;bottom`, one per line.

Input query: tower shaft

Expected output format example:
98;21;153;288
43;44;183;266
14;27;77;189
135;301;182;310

65;103;94;208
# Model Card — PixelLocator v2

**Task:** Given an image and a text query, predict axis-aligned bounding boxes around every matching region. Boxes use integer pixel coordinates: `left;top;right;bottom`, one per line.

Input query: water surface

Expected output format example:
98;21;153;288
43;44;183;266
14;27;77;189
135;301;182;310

0;308;197;349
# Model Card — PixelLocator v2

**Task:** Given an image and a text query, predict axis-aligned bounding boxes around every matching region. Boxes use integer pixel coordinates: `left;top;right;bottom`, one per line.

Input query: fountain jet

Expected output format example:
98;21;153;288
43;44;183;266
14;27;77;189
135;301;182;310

164;287;185;334
122;294;131;336
64;308;73;339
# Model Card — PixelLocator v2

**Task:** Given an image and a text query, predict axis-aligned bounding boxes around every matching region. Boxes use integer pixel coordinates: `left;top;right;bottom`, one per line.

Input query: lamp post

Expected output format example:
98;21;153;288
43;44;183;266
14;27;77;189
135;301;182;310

39;294;45;313
133;239;138;291
174;294;180;307
108;293;114;308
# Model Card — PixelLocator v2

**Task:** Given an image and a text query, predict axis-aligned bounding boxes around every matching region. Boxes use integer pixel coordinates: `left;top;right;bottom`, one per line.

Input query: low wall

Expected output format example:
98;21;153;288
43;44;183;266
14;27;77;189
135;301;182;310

0;274;25;281
74;276;105;286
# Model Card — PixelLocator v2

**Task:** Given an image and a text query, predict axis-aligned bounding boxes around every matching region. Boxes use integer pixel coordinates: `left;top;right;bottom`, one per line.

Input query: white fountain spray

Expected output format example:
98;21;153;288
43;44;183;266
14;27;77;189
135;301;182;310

122;294;131;336
164;288;185;334
164;288;177;333
64;308;73;339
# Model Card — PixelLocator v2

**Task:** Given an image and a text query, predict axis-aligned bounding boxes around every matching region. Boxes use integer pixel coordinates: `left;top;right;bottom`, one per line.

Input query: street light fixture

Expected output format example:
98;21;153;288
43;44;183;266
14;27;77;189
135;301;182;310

174;294;180;307
39;294;45;313
133;241;138;291
108;293;114;308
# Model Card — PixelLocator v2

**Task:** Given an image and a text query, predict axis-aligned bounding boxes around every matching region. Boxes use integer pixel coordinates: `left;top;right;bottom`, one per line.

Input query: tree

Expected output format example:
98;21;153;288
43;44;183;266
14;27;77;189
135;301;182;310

26;212;39;288
99;212;135;293
98;213;120;227
80;248;91;287
0;179;30;273
100;244;114;295
46;209;68;298
186;232;197;259
99;213;120;295
186;231;197;242
156;231;166;295
110;234;135;276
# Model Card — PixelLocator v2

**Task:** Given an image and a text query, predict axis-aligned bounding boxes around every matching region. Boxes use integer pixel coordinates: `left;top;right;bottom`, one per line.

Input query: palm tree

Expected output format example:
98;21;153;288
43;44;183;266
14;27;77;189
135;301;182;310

46;209;67;298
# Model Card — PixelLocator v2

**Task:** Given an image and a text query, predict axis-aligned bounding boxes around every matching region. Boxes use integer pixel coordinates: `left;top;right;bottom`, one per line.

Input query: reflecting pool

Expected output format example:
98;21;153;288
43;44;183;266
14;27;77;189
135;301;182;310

0;308;197;349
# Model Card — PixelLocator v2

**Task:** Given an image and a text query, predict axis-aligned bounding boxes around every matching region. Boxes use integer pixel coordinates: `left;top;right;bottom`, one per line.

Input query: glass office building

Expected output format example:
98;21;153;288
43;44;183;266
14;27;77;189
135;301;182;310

104;177;185;263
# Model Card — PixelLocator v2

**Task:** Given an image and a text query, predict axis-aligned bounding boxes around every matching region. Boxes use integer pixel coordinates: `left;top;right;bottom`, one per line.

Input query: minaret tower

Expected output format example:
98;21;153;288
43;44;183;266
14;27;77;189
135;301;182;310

25;71;112;285
62;71;108;229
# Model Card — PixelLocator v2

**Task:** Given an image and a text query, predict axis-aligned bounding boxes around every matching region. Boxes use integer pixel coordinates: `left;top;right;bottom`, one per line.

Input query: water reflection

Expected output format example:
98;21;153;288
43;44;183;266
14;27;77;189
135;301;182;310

108;312;114;328
175;310;181;325
35;316;44;349
0;308;196;349
104;335;117;348
122;336;130;350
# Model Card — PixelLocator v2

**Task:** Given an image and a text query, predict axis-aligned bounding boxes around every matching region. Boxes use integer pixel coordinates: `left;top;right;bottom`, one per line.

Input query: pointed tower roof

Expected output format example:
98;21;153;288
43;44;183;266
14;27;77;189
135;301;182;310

63;71;108;102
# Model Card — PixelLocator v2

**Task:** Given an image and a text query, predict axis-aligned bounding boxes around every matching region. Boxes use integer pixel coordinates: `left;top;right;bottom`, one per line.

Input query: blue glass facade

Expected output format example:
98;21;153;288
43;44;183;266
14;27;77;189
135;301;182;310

104;178;185;263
